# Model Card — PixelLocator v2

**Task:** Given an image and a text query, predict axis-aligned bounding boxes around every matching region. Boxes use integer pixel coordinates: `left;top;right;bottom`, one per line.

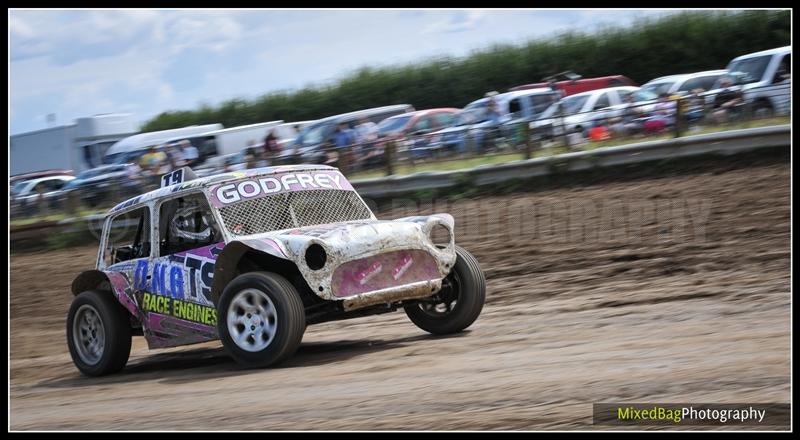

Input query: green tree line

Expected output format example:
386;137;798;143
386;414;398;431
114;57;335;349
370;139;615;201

141;10;790;132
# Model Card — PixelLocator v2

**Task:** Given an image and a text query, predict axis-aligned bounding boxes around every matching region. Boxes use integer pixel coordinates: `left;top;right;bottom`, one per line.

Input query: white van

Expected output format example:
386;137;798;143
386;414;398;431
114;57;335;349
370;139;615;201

104;124;223;165
707;46;791;117
164;121;284;158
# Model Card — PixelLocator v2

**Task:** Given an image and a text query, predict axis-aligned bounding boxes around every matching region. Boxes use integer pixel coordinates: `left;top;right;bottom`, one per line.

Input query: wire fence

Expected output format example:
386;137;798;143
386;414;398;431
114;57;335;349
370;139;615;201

10;83;790;222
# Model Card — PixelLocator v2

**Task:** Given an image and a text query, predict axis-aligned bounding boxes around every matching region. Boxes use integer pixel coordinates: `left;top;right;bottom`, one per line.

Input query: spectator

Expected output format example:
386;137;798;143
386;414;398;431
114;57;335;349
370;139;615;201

123;162;143;196
180;140;200;167
684;88;707;127
245;149;259;169
712;77;744;124
654;93;677;124
644;93;676;134
354;117;378;167
333;122;356;168
480;91;503;152
611;94;644;137
139;145;169;185
165;143;185;169
334;122;355;149
264;130;280;153
355;117;378;143
262;131;281;165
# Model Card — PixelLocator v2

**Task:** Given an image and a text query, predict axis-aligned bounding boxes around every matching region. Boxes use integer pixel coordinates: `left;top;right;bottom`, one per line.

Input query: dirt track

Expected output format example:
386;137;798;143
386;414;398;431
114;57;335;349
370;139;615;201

10;157;790;430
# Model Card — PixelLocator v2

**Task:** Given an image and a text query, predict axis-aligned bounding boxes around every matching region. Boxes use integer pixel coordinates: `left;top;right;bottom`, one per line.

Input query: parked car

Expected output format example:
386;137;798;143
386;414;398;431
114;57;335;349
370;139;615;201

11;169;74;185
428;89;560;154
59;164;139;207
641;70;728;97
531;86;658;138
704;46;791;117
292;104;414;163
510;73;638;96
66;165;485;375
11;175;75;214
376;108;460;158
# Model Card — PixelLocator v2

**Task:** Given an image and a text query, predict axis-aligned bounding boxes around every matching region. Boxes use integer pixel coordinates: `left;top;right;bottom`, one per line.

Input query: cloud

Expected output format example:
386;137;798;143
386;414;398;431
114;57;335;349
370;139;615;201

167;14;244;53
10;9;673;134
423;10;487;34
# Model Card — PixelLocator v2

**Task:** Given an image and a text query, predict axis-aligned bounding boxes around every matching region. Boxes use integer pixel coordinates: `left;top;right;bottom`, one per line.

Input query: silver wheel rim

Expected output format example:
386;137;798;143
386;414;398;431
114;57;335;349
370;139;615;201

227;288;278;352
72;304;105;365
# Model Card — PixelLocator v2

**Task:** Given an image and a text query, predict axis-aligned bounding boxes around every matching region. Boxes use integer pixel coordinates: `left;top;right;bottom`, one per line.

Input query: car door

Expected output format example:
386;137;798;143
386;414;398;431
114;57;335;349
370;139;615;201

102;206;155;331
577;92;611;127
146;191;224;347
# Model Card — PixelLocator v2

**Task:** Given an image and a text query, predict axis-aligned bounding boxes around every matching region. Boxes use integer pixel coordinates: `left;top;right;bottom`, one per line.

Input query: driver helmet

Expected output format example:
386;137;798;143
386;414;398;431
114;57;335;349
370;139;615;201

170;203;212;242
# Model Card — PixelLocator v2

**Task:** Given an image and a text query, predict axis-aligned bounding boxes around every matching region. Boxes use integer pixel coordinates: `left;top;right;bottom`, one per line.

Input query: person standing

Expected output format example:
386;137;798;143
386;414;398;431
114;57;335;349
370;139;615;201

260;130;280;166
712;77;743;124
180;140;200;167
333;122;355;169
139;145;168;188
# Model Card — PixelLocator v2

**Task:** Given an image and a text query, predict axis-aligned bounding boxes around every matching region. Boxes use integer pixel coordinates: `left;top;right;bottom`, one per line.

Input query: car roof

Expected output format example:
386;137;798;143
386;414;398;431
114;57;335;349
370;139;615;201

15;175;75;191
318;104;414;124
24;175;75;184
464;88;556;108
563;86;639;99
106;124;224;156
384;108;460;119
499;88;556;100
644;70;728;85
731;46;791;61
108;164;340;214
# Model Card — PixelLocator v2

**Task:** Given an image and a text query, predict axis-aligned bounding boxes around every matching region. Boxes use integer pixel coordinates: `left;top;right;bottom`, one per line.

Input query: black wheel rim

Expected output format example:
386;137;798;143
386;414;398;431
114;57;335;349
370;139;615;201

418;269;462;317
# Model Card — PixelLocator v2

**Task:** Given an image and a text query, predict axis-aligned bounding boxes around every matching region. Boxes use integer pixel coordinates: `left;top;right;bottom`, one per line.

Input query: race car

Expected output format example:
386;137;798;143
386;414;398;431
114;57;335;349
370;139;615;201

67;165;486;376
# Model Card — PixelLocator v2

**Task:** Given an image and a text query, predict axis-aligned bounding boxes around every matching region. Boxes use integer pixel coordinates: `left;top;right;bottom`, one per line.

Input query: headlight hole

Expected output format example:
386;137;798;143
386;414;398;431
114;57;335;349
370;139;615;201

430;224;451;247
305;244;327;270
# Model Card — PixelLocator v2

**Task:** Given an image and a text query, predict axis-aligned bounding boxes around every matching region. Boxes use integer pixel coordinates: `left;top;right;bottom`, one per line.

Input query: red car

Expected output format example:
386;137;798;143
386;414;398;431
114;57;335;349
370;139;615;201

510;75;638;97
377;108;461;139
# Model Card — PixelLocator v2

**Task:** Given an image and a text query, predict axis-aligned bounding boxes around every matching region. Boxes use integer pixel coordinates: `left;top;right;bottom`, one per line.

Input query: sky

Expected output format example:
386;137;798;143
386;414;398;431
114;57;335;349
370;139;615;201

9;9;674;134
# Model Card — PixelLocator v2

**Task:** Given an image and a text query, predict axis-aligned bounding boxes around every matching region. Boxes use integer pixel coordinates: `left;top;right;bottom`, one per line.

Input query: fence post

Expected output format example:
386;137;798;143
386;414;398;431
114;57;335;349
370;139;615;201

65;190;80;217
339;145;350;175
385;138;395;176
524;122;532;160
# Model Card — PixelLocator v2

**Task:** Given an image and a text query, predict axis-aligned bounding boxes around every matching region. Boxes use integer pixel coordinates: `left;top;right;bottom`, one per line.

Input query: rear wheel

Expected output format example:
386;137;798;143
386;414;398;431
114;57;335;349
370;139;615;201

753;100;774;119
405;246;486;335
66;290;132;377
217;272;306;368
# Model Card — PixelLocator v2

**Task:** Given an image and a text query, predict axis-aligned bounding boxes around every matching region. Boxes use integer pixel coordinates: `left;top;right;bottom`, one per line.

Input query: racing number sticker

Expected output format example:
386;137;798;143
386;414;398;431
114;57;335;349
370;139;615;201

161;168;184;188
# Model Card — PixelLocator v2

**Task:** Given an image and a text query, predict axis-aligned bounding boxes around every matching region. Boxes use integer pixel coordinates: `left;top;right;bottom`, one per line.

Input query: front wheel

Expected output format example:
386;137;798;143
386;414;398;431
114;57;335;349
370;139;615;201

217;272;306;368
66;290;132;377
404;246;486;335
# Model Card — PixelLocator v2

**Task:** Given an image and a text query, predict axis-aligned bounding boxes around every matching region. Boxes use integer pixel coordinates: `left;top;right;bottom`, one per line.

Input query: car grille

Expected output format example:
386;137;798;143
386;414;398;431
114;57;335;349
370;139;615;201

219;189;373;236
